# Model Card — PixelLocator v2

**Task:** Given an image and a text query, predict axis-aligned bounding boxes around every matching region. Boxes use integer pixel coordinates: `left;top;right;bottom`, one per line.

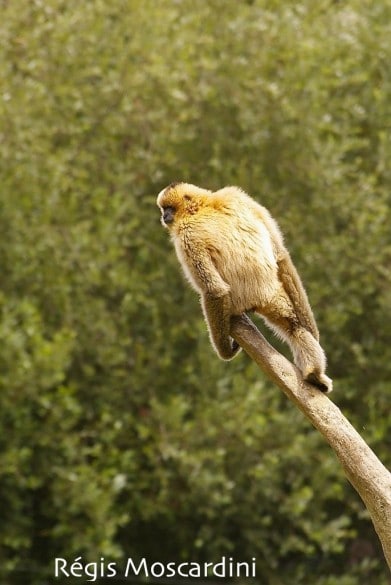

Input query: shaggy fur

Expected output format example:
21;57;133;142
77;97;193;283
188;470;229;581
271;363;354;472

157;182;332;393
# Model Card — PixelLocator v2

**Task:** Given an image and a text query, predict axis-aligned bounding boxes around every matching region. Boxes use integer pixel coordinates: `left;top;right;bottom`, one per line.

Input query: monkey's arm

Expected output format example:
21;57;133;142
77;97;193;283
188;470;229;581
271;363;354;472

183;244;230;298
185;248;240;359
201;293;241;360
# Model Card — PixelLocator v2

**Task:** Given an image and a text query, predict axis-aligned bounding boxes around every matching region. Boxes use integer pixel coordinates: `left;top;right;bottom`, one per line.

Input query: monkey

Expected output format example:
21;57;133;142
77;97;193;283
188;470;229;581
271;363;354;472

157;182;332;393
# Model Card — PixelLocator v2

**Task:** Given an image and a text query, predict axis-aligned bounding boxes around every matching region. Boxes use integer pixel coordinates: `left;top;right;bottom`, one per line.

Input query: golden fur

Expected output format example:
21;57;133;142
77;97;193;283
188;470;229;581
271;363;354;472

157;182;332;393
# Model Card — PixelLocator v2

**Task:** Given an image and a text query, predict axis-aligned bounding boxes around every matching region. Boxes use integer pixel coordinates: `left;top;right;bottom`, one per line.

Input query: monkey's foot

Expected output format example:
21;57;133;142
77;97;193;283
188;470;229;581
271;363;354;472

305;372;333;394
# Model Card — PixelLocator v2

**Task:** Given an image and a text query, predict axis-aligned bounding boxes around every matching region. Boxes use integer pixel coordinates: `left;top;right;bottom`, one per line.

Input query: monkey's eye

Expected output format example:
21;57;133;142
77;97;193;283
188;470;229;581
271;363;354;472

162;206;176;224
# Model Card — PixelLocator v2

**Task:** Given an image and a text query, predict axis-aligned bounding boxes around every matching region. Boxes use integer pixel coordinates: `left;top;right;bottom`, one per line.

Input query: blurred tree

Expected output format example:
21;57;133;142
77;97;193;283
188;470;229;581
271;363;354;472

0;0;390;583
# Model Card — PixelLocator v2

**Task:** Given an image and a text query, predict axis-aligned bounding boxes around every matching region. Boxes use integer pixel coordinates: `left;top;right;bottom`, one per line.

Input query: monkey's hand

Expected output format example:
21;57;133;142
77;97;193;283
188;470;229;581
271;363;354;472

201;293;241;360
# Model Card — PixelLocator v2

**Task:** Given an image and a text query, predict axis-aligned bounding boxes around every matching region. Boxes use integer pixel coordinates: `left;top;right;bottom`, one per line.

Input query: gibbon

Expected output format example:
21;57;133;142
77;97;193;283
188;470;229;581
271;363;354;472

157;182;332;393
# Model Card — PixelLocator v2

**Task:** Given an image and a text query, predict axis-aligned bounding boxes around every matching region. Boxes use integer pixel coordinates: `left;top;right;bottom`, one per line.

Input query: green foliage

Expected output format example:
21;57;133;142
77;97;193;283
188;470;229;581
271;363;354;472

0;0;390;583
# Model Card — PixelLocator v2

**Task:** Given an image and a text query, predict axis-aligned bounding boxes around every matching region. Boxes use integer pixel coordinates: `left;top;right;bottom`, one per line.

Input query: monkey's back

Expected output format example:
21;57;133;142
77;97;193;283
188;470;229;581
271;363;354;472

213;211;279;312
180;194;281;313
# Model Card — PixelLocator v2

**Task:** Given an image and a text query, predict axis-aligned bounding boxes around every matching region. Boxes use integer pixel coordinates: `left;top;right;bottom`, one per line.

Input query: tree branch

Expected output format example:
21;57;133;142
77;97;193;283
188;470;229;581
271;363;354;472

230;314;391;570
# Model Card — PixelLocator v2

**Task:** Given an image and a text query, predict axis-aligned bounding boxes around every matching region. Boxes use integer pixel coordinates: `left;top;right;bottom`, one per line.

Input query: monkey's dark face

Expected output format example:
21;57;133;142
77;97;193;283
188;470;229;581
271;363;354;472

161;206;176;226
157;186;181;228
157;182;212;229
157;183;187;229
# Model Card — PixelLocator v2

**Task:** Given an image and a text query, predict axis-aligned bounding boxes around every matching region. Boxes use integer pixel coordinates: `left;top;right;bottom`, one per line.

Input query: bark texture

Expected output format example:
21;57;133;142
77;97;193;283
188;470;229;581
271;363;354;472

230;314;391;570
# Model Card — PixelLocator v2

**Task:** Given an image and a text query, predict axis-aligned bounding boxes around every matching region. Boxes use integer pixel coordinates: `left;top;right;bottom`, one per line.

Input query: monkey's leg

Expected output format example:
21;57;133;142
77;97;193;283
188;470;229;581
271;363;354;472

289;328;332;393
201;293;241;361
258;301;332;393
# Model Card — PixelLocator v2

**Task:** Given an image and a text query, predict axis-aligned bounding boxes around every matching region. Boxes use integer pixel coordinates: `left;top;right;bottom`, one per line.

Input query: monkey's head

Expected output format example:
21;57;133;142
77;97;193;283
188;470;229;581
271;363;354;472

157;182;212;229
